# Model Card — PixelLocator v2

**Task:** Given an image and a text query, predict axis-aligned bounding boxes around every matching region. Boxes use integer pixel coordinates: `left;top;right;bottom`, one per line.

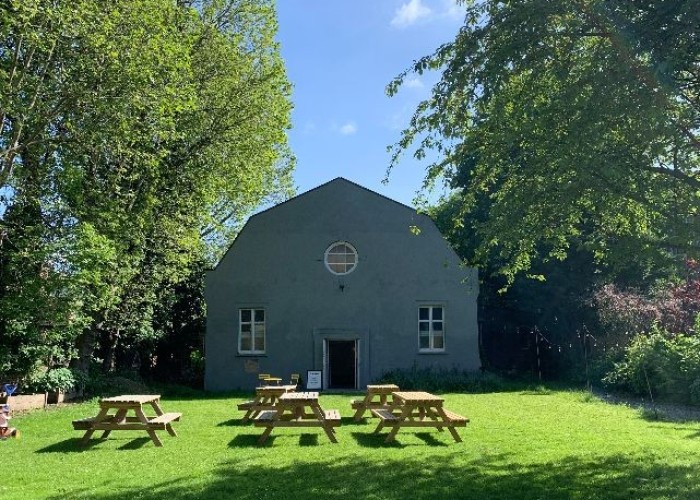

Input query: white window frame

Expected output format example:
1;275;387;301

238;308;266;355
324;241;358;275
418;305;445;352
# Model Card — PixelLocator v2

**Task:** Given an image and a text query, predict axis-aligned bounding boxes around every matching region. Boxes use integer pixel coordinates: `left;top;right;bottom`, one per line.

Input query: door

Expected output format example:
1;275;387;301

327;340;357;389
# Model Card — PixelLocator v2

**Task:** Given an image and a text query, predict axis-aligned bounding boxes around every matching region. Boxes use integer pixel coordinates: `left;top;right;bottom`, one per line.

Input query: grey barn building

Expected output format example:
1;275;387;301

204;178;480;391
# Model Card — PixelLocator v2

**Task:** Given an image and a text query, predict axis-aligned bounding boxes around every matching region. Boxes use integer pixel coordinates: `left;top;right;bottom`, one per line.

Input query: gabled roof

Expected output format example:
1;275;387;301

209;177;424;271
253;177;417;218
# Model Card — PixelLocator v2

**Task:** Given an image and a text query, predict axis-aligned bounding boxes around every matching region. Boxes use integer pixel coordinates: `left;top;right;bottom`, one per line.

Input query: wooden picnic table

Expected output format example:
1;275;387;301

254;391;340;445
72;394;181;447
258;373;283;385
372;391;468;443
351;384;400;421
238;384;298;423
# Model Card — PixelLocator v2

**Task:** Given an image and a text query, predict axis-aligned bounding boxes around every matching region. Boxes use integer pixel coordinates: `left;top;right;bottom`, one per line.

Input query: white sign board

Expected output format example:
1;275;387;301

306;370;322;390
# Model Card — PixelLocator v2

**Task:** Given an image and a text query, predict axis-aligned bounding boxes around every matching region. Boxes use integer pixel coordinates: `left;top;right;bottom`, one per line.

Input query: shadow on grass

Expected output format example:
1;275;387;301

340;416;366;426
350;432;404;448
350;430;453;448
228;434;265;447
414;432;450;446
36;438;101;453
117;437;152;450
46;452;700;500
36;436;154;453
229;432;332;448
217;418;247;427
298;434;319;446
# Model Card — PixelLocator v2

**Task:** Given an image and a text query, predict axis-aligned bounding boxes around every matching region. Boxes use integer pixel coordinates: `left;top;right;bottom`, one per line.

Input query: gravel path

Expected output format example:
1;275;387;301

594;388;700;422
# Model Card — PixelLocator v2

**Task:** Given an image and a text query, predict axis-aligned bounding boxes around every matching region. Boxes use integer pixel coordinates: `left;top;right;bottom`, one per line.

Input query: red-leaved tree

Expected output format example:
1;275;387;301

595;260;700;337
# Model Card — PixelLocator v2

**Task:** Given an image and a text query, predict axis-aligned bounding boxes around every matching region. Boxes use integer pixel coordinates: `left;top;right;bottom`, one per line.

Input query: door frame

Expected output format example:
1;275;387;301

313;327;369;390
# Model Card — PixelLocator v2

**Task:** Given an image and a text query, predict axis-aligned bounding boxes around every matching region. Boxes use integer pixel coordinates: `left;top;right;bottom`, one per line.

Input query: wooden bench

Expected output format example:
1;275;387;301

371;409;400;423
350;399;364;410
237;400;255;410
254;410;278;423
323;409;341;426
148;412;181;427
72;417;98;430
441;410;469;426
72;413;181;431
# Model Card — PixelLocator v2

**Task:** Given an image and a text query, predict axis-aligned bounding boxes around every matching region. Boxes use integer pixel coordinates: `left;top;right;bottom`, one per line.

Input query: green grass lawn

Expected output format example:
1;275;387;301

4;389;700;500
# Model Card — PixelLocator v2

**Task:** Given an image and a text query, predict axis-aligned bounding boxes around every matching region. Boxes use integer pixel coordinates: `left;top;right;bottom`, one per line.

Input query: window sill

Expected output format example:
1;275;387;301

236;353;267;357
418;350;448;355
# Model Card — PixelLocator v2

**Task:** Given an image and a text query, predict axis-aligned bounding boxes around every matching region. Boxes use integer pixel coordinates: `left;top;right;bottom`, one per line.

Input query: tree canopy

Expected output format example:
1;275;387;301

389;0;700;284
0;0;293;382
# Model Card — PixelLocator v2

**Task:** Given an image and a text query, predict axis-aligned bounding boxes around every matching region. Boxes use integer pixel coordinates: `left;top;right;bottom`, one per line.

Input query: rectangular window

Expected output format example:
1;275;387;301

239;309;265;354
418;306;445;352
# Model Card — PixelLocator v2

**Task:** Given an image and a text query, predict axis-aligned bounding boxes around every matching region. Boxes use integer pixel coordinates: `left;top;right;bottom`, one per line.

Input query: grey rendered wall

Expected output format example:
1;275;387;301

205;179;479;391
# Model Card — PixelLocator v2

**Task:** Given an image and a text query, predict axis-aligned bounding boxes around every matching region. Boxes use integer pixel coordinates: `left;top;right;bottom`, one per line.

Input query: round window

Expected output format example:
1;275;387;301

324;241;358;275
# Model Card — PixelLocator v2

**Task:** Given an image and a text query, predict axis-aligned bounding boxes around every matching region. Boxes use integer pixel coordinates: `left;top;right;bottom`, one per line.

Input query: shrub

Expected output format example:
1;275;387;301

377;366;510;393
26;367;78;393
75;363;151;397
82;373;151;397
690;378;700;405
603;329;700;404
594;259;700;339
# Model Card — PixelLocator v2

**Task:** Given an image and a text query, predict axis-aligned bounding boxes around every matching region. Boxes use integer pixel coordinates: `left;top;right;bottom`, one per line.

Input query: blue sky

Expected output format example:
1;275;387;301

276;0;465;207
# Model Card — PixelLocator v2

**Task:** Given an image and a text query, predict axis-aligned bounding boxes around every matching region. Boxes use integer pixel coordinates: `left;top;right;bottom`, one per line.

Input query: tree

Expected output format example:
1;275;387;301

389;0;700;285
0;0;293;382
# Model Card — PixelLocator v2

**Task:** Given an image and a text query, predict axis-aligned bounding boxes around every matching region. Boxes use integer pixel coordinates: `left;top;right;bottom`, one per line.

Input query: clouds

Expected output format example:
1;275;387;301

443;0;466;21
339;121;357;135
391;0;465;28
391;0;432;28
298;120;357;136
403;77;424;89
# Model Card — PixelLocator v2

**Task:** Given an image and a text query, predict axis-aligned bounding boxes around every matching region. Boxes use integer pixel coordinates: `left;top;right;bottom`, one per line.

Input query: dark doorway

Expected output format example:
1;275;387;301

327;340;356;389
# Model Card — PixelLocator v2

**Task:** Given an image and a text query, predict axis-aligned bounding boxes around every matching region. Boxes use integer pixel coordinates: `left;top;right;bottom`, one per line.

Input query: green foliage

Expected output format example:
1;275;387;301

146;263;206;387
430;194;608;380
603;329;700;404
378;366;511;393
79;370;151;398
0;0;293;380
389;0;700;285
638;406;666;422
26;368;78;393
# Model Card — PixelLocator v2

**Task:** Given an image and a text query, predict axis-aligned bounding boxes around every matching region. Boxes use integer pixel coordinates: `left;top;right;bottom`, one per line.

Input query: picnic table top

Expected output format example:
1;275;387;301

256;384;297;394
366;384;400;393
392;391;444;404
99;394;160;404
279;391;319;402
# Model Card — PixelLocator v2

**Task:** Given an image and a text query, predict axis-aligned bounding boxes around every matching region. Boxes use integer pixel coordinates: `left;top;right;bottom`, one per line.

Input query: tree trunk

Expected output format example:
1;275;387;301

103;329;119;374
72;324;100;373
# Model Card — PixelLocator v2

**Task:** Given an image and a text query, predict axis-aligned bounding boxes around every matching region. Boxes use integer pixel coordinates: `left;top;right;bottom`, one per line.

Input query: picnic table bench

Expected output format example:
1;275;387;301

72;395;181;447
351;384;400;421
238;384;297;423
254;391;340;445
372;391;468;443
